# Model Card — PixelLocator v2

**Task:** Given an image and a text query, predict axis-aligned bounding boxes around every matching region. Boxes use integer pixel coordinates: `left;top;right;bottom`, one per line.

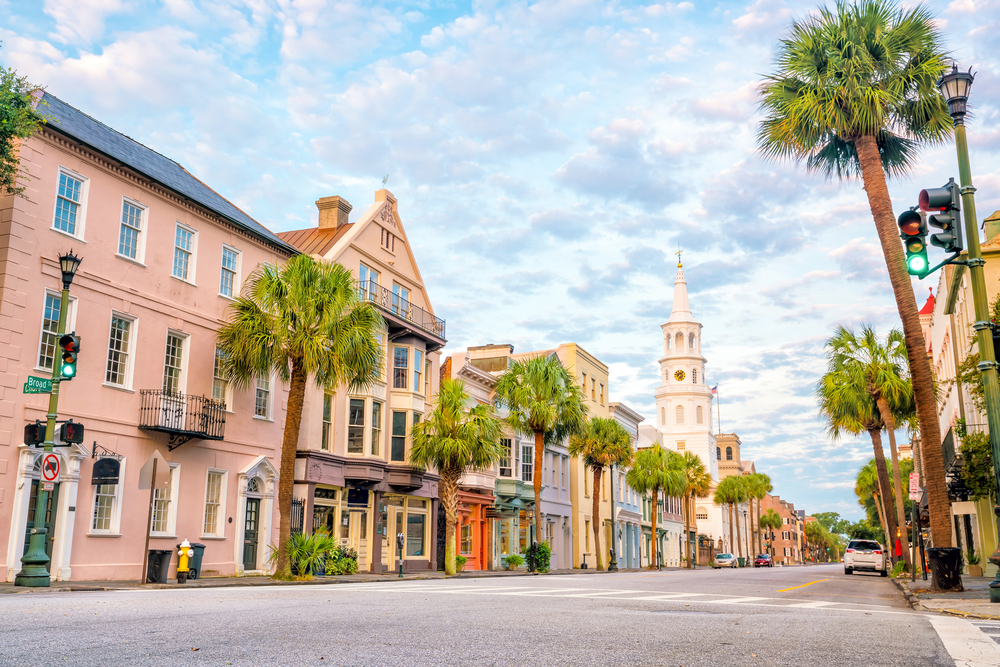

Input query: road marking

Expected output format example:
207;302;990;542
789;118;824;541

928;615;1000;666
788;601;836;608
545;590;644;598
777;579;829;592
705;596;769;604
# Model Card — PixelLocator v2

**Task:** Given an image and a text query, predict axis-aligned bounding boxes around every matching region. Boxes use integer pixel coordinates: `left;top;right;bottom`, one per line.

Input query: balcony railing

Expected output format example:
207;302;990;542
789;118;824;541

358;280;446;340
139;389;226;450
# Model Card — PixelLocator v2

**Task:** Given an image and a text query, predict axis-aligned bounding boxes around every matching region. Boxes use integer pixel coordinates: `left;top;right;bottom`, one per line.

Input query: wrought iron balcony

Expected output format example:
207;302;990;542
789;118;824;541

357;280;446;343
139;389;226;450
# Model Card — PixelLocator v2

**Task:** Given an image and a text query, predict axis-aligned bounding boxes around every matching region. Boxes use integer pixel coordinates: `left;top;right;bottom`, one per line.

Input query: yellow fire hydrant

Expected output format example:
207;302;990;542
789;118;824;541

177;539;194;584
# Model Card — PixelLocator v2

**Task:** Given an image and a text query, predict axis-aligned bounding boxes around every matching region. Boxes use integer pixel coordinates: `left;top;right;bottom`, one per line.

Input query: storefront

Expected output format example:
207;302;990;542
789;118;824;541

455;489;494;571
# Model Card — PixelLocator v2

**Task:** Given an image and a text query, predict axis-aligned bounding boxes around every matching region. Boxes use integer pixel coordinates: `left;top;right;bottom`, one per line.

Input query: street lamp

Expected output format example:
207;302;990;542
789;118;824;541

743;509;748;564
15;251;83;587
937;62;1000;602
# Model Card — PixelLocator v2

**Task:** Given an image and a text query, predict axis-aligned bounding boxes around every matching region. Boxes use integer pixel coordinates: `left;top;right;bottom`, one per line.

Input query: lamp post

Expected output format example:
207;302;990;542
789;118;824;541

15;251;82;587
608;464;618;572
938;64;1000;603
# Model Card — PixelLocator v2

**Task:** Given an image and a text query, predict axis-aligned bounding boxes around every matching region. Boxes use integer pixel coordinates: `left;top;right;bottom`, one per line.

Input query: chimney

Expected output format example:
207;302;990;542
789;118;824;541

984;210;1000;244
316;196;352;230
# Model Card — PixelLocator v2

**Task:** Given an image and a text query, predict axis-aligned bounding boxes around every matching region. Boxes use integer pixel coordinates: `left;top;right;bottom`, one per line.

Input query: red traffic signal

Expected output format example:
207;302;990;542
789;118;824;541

23;422;46;446
60;421;85;444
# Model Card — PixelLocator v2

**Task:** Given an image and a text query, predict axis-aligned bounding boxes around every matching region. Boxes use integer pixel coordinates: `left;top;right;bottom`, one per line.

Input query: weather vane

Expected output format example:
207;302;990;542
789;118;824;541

382;174;389;187
675;247;683;268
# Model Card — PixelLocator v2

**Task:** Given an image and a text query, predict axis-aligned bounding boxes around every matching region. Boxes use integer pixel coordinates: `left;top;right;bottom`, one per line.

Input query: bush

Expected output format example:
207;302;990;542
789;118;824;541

505;554;524;570
533;542;552;573
890;560;908;578
456;555;468;571
966;549;981;566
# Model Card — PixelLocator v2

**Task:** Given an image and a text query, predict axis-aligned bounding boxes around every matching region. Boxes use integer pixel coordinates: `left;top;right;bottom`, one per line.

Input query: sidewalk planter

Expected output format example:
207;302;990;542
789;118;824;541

504;555;524;571
968;564;983;577
927;547;963;591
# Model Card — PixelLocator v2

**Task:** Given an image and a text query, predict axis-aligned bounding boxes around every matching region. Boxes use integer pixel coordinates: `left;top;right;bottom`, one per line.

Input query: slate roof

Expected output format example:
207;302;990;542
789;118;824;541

40;93;297;255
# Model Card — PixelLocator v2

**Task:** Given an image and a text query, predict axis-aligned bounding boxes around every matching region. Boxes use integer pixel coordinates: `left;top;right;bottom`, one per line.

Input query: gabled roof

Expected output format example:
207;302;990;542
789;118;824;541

919;288;935;315
39;93;296;255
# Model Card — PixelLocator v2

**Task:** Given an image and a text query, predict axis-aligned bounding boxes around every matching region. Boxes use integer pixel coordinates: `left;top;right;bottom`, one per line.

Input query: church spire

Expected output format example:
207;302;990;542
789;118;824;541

669;260;693;323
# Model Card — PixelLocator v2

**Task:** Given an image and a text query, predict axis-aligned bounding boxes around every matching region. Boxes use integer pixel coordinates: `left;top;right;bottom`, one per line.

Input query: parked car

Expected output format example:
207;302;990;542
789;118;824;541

754;554;773;567
714;553;737;568
844;539;887;576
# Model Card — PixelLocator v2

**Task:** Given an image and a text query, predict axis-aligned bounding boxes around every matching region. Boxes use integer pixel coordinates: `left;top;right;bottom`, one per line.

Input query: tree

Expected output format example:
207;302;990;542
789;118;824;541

759;509;782;559
713;477;739;561
758;0;953;549
217;256;383;578
679;451;711;568
494;354;587;551
1;50;47;197
812;511;852;538
410;379;504;575
746;473;772;556
826;325;915;567
956;420;996;502
804;521;833;562
627;445;685;570
568;417;635;570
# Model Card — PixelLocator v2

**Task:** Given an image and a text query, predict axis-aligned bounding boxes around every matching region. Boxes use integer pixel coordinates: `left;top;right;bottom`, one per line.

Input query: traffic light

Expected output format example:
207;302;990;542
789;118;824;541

898;208;928;275
921;178;963;253
58;333;80;380
23;422;46;446
59;420;84;444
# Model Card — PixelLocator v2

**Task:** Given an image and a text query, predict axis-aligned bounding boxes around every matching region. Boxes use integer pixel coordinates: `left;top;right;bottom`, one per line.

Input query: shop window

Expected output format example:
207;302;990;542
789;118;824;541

391;411;407;461
460;523;472;555
499;519;511;555
406;511;426;557
348;399;365;454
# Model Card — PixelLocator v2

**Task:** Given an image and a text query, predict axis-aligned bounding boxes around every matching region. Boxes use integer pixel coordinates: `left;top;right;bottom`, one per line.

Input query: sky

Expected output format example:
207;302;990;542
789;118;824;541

4;0;1000;521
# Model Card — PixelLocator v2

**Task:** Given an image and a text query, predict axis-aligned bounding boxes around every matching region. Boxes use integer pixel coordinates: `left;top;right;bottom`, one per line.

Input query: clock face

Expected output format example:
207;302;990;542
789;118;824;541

674;370;686;381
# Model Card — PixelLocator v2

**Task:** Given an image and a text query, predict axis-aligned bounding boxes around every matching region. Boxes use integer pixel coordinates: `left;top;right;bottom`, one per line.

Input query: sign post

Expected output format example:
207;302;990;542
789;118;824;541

138;450;170;584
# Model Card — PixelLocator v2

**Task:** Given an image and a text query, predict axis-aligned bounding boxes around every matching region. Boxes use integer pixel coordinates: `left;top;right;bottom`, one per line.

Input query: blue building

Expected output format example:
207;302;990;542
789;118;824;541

609;403;644;569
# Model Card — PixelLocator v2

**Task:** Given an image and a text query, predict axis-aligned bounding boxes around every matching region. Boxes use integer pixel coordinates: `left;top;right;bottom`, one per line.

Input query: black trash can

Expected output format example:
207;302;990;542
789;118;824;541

927;547;963;590
146;549;172;584
188;543;206;580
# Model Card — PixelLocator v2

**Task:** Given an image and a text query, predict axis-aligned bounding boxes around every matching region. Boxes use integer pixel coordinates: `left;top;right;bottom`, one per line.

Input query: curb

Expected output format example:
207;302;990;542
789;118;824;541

892;578;925;611
893;577;1000;620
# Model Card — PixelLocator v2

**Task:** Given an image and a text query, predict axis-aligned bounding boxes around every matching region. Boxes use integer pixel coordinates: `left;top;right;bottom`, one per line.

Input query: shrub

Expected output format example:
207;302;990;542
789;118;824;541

505;554;524;570
533;542;552;573
966;549;981;566
456;555;468;571
890;560;908;578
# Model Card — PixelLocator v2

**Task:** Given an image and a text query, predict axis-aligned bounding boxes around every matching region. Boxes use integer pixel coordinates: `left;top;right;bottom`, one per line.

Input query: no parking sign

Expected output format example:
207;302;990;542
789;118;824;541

41;453;60;490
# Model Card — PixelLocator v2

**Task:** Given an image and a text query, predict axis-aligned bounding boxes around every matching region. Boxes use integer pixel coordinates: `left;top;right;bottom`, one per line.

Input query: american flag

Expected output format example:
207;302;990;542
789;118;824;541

710;385;718;395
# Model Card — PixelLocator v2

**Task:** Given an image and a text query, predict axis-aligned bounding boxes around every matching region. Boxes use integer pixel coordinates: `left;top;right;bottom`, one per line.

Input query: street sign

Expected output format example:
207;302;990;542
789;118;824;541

137;450;170;490
42;482;54;491
909;472;921;501
41;454;60;483
23;376;53;394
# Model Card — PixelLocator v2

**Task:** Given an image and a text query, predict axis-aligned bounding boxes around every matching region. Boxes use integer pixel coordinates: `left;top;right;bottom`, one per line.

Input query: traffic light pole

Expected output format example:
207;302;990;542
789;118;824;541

952;121;1000;602
13;286;69;587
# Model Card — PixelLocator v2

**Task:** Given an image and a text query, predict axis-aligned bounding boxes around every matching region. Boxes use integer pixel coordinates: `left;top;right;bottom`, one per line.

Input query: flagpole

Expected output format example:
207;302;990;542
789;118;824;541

717;385;721;435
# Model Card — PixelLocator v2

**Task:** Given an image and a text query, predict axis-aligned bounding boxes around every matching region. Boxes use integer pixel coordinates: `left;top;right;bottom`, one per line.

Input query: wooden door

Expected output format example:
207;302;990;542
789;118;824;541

243;498;260;571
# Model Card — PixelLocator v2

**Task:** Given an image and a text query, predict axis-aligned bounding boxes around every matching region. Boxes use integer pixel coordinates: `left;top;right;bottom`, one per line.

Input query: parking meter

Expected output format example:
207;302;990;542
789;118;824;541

396;533;405;578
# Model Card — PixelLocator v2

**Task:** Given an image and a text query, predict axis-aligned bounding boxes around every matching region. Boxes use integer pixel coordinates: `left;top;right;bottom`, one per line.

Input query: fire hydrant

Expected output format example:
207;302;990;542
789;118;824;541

177;539;194;584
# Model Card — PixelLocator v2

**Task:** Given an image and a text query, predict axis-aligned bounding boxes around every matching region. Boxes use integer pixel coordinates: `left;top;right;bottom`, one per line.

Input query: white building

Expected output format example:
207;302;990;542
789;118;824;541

654;259;732;559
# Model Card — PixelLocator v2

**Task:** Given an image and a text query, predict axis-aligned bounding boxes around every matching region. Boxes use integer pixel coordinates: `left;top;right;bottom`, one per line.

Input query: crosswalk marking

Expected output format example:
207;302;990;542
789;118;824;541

705;596;769;604
788;601;837;608
929;616;1000;666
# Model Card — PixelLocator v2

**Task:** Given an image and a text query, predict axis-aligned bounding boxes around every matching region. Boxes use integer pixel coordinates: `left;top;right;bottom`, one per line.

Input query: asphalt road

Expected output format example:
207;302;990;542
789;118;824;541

2;564;999;666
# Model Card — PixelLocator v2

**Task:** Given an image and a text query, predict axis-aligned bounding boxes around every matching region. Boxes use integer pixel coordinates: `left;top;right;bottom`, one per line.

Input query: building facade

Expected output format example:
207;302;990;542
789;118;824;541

1;94;293;582
761;494;801;565
279;191;445;573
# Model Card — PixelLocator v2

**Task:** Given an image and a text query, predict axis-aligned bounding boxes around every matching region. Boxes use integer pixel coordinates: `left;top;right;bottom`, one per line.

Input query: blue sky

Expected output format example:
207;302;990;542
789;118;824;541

4;0;1000;520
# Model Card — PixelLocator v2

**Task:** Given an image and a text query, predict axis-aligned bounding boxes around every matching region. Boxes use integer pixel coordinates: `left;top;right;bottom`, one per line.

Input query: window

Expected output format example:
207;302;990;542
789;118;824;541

322;393;333;451
89;455;126;536
219;246;240;298
460;523;472;554
675;332;683;350
499;438;512;477
424;360;430;397
676;441;685;451
782;530;791;540
391;411;407;461
118;199;145;260
521;444;533;482
381;227;395;252
37;291;77;371
675;405;684;425
689;333;696;349
696;406;704;424
212;347;229;407
599;383;604;404
162;333;185;394
172;224;196;281
585;520;591;552
692;369;697;384
591;379;596;399
392;283;410;317
552;456;557;486
53;170;85;236
406;511;426;557
359;263;380;300
348;399;365;454
660;407;666;426
203;471;225;536
151;464;180;535
726;446;733;461
393;347;408;389
716;447;721;460
413;350;424;394
371;401;382;456
105;314;135;387
255;376;271;419
581;372;587;390
696;507;709;520
584;466;590;496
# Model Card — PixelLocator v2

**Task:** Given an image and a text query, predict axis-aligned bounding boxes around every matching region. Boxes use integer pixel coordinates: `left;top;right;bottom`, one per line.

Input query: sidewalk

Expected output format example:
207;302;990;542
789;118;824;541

896;575;1000;620
0;565;684;595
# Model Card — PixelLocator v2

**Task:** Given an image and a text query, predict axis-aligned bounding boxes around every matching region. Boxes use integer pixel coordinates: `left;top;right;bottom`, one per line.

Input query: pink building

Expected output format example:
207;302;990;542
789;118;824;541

0;94;295;582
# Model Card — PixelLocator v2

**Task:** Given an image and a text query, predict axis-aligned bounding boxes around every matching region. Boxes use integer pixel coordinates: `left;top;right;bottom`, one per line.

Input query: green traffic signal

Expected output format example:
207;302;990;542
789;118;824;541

58;333;80;381
898;209;928;277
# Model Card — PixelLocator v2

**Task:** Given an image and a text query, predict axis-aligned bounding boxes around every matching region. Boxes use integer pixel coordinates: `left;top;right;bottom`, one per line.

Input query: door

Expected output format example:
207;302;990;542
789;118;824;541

243;498;260;571
23;480;60;571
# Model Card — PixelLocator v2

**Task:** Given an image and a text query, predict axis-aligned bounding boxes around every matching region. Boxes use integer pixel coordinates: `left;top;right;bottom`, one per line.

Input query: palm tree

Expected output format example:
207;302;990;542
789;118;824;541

410;379;504;575
568;417;635;571
217;255;384;578
757;0;953;548
494;354;587;547
825;325;915;568
746;473;772;557
713;477;738;562
626;445;685;570
759;509;782;560
856;459;891;546
679;451;711;568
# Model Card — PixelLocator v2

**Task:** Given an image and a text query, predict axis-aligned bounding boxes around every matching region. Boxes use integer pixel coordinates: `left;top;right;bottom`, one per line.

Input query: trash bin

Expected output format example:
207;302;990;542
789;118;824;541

738;557;746;568
927;547;963;591
146;549;172;584
188;543;206;580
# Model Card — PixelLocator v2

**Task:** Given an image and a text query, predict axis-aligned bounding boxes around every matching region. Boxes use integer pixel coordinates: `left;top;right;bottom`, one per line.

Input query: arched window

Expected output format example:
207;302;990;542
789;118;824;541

247;477;263;494
675;332;683;350
716;447;721;460
689;333;696;350
692;369;697;384
725;446;733;461
696;406;704;424
696;507;709;521
667;336;672;350
675;405;685;425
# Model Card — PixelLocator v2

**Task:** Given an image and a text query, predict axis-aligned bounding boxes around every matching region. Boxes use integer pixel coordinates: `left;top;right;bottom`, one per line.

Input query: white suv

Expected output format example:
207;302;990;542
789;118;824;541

844;539;888;576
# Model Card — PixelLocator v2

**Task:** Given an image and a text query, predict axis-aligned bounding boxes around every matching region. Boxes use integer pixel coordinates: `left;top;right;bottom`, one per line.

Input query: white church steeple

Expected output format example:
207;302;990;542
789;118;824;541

668;258;693;323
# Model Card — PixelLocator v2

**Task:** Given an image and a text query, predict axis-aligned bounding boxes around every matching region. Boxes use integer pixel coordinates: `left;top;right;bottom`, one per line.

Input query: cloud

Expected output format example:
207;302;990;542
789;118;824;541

43;0;129;44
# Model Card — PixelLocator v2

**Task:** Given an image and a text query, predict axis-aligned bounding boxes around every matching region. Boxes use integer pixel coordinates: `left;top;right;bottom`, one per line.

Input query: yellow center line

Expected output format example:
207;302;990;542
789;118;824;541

777;579;829;592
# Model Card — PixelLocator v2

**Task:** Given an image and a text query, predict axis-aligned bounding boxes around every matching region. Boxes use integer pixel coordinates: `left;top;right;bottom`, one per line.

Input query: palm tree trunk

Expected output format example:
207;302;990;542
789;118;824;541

441;467;460;576
274;359;307;579
856;134;951;549
728;502;735;560
734;502;743;564
687;493;695;568
532;430;544;550
873;491;890;547
867;428;899;557
593;466;604;571
876;396;912;569
650;486;659;569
